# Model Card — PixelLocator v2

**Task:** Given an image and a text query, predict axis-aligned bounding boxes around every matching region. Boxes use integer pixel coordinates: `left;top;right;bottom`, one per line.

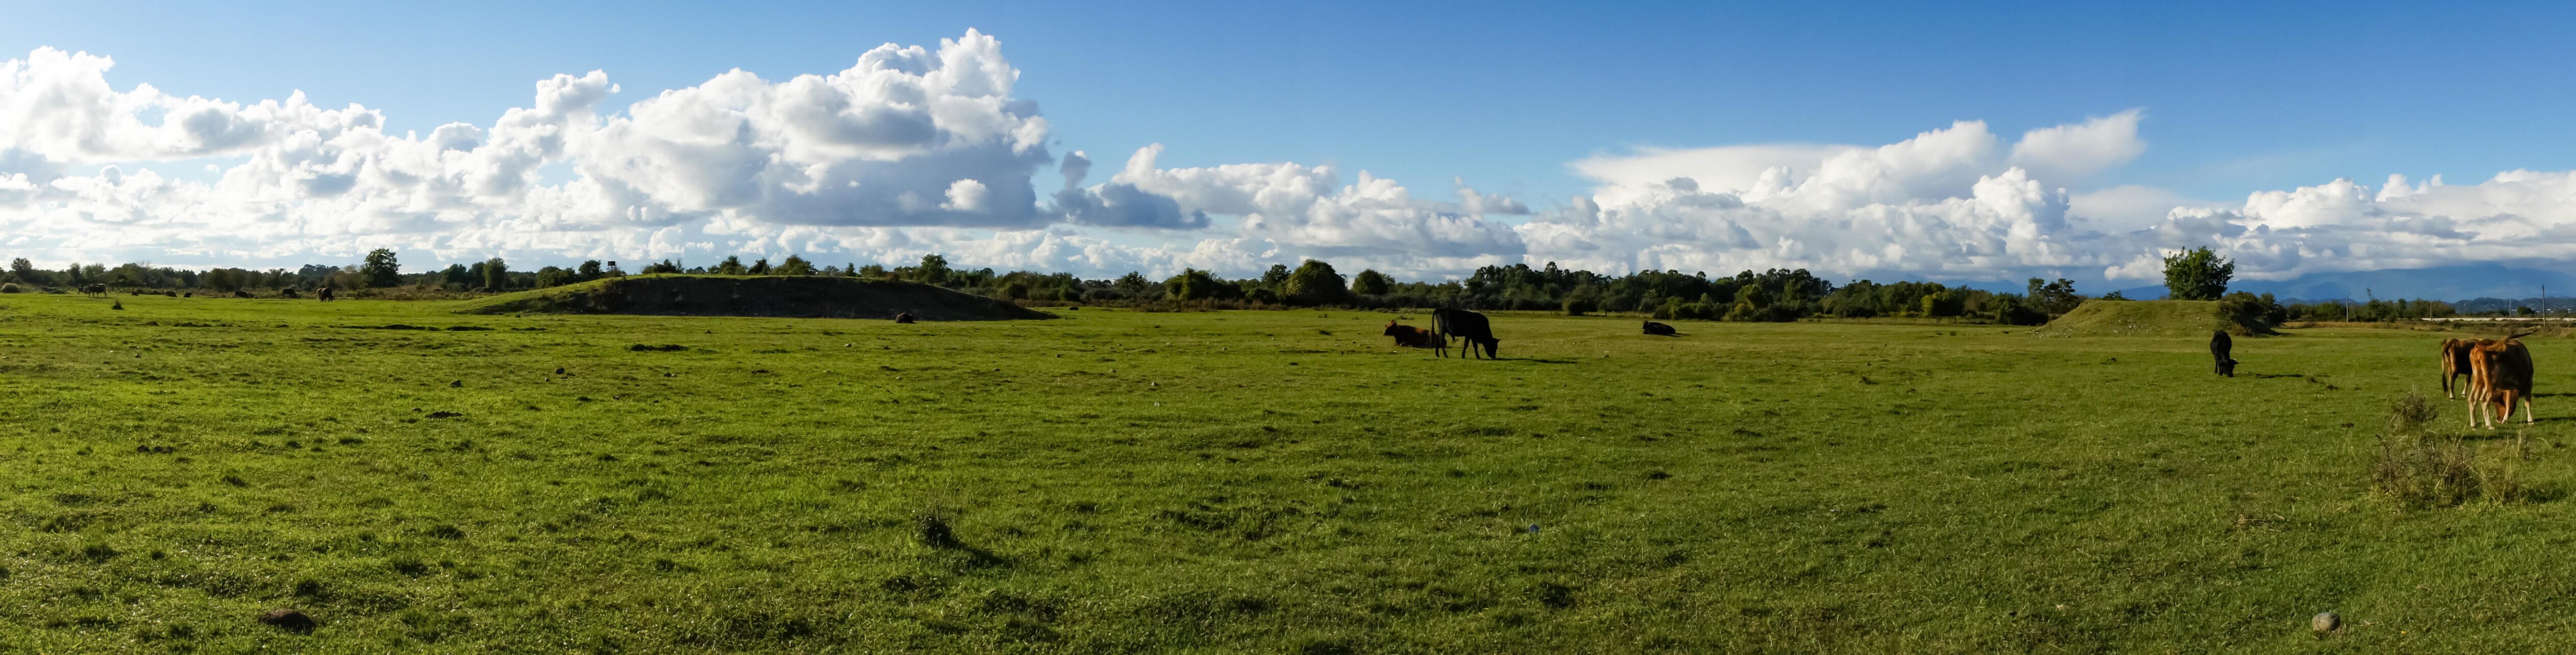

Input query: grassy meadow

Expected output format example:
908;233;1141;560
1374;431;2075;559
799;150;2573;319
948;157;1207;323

5;292;2575;653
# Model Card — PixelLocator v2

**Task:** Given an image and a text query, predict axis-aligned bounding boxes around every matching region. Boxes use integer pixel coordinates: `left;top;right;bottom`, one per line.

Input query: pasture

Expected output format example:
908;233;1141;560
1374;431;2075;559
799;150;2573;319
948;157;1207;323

2;293;2571;653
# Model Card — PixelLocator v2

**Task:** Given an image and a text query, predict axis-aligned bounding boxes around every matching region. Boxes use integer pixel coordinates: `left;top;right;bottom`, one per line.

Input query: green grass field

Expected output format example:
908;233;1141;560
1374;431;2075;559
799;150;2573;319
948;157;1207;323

4;293;2571;653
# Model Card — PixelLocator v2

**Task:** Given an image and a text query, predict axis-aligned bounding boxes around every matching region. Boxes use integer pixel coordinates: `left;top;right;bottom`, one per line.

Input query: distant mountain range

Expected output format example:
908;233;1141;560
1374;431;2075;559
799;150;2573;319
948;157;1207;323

2105;264;2576;303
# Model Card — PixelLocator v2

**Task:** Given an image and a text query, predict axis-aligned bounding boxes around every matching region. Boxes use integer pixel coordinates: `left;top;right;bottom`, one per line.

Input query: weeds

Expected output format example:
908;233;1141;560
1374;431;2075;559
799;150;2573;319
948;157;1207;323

2372;392;2532;508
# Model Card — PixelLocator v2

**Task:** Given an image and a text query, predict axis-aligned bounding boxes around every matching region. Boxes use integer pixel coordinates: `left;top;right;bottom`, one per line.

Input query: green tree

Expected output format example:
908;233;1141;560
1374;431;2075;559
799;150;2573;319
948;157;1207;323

577;260;604;281
2162;247;2233;301
535;266;572;288
1283;259;1348;305
1350;269;1392;296
1114;272;1152;298
776;255;815;276
481;257;509;290
1164;268;1237;301
748;258;772;275
442;263;472;286
1260;263;1291;290
715;256;747;275
2025;277;2084;316
911;254;951;285
9;257;40;284
360;248;402;288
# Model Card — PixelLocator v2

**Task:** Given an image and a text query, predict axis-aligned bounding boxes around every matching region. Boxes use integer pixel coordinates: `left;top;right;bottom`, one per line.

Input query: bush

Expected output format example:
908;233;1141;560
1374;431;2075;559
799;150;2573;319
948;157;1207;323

2370;392;2531;508
0;283;16;293
1562;296;1597;316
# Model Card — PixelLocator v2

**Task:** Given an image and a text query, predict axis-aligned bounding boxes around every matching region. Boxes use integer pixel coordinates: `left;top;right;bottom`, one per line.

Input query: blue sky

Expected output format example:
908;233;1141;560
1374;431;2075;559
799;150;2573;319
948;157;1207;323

1;1;2572;283
11;1;2568;206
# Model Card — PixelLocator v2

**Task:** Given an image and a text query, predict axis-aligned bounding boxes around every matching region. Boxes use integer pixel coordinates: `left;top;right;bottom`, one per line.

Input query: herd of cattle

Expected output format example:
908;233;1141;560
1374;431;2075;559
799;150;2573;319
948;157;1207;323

2213;328;2540;428
2444;333;2536;428
1381;308;1680;359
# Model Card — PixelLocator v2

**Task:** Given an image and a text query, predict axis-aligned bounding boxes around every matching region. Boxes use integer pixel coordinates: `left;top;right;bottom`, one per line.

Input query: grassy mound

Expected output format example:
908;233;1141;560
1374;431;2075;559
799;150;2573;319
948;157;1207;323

2029;299;2271;337
454;274;1055;321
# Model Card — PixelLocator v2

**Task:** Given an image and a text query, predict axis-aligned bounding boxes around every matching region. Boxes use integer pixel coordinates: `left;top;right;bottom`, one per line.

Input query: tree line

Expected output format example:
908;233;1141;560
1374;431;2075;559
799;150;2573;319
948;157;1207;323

0;246;2519;325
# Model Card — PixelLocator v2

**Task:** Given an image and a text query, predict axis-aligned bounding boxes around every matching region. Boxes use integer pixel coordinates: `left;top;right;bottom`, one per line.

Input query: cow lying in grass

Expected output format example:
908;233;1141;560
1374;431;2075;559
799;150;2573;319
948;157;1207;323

1642;321;1676;336
1384;321;1445;356
2467;332;2537;428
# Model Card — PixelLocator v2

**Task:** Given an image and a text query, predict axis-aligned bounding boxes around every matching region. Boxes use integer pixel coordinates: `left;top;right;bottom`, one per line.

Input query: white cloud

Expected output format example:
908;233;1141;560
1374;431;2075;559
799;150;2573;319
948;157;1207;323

3;37;2575;288
2007;108;2146;184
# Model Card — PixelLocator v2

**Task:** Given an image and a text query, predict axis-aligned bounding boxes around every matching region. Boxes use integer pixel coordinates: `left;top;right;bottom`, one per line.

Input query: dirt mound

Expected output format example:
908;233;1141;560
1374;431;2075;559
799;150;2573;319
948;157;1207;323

2029;299;2271;337
455;275;1054;321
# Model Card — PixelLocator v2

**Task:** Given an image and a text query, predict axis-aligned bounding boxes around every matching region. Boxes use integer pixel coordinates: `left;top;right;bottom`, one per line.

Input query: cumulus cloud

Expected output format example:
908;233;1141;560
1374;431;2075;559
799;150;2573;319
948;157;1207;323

2007;108;2145;184
1529;110;2576;287
4;37;2573;287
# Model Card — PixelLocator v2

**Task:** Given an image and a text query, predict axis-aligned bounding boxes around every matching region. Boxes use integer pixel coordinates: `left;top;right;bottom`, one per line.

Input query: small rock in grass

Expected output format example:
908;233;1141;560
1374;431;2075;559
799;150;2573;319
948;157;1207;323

258;608;317;633
2312;611;2340;633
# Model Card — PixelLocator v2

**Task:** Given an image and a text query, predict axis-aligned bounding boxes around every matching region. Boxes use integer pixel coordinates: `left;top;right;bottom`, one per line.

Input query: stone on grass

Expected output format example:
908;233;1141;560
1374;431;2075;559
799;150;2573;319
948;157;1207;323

2312;611;2340;633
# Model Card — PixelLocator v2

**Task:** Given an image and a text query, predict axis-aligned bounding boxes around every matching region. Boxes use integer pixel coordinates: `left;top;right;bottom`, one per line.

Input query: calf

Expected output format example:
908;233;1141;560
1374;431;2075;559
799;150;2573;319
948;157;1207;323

2440;338;2475;398
1384;321;1446;356
2210;331;2236;377
1642;320;1676;336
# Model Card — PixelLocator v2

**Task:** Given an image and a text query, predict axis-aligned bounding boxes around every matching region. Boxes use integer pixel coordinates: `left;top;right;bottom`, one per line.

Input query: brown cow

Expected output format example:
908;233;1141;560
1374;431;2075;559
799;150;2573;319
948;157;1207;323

894;312;917;324
317;287;336;301
2467;332;2537;429
2440;337;2476;399
82;283;107;298
1384;320;1446;356
233;290;253;299
279;287;300;299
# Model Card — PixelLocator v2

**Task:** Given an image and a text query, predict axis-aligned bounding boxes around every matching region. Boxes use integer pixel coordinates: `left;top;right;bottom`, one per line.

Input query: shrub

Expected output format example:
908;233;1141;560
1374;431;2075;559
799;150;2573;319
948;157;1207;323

2370;392;2530;508
0;283;15;293
1562;296;1597;316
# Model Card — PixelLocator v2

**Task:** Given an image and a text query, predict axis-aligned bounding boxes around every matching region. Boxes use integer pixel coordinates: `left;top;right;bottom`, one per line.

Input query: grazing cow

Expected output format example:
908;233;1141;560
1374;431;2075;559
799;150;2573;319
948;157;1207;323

82;283;107;298
2210;331;2237;377
894;312;917;324
183;292;192;298
2440;338;2478;399
2467;333;2537;428
1383;320;1446;356
1432;308;1499;360
1642;320;1677;336
317;287;336;302
233;290;254;299
162;291;176;298
279;288;300;299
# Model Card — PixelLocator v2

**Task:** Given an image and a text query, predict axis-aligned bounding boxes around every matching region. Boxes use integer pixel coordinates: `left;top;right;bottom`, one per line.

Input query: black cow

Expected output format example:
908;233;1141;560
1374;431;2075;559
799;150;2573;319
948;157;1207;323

2210;331;2236;377
1432;308;1499;359
1642;320;1676;336
317;287;336;301
894;312;917;324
